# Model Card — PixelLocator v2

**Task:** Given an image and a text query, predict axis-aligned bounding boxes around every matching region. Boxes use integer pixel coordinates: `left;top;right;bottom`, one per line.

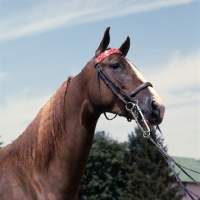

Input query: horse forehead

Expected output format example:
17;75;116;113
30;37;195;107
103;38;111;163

125;59;146;82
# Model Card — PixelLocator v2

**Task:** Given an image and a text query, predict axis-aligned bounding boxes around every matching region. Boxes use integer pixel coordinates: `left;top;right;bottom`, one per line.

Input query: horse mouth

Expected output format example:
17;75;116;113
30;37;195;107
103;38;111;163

145;111;164;126
146;119;162;126
125;100;165;128
126;111;147;126
127;110;163;128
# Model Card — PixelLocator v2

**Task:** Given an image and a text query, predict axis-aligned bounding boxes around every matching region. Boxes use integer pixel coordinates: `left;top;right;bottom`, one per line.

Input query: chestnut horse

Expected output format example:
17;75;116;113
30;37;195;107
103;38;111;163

0;27;165;200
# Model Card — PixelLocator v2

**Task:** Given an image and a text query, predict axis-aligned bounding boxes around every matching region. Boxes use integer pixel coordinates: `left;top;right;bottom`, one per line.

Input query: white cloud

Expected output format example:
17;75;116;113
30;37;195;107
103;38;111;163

0;72;8;82
143;51;200;107
20;86;30;94
0;95;50;145
0;0;196;42
161;103;200;159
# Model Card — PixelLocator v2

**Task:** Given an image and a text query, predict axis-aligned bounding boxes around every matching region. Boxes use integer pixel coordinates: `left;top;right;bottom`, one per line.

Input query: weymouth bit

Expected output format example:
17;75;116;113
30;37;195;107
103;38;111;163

125;101;150;138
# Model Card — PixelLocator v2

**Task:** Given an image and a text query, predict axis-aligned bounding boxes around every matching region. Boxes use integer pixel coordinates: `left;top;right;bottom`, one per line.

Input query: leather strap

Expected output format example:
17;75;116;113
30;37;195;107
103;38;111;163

96;65;117;120
130;82;153;97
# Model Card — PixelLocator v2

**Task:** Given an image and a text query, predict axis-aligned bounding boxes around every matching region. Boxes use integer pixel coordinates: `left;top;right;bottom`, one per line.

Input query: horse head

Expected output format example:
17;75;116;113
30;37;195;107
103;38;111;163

89;27;165;126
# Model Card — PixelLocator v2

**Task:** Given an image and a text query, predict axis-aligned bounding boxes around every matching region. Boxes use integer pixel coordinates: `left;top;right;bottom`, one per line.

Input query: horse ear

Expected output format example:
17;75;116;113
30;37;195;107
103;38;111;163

119;36;130;56
95;27;110;56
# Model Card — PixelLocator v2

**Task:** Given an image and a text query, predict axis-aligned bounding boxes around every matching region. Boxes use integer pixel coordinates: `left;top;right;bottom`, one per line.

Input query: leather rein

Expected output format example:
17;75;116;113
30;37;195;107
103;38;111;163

93;48;200;200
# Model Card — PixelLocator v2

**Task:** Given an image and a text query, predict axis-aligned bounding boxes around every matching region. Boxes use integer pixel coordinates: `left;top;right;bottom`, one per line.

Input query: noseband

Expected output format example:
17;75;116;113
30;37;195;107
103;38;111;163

94;48;153;136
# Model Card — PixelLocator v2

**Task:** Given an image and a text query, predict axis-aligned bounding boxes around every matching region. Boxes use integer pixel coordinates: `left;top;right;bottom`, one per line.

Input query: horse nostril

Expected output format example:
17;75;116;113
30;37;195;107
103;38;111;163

148;100;165;125
150;101;160;116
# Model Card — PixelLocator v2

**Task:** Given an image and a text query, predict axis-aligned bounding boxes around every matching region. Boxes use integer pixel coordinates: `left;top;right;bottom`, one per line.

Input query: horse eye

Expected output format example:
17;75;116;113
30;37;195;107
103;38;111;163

110;63;121;71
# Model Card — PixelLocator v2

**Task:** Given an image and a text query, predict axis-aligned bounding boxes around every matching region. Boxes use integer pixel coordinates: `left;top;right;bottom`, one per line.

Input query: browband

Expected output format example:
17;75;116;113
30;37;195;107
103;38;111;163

95;48;124;63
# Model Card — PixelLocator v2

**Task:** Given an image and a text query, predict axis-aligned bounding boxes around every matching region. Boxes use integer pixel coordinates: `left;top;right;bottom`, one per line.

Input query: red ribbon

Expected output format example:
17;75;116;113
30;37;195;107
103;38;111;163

95;48;124;63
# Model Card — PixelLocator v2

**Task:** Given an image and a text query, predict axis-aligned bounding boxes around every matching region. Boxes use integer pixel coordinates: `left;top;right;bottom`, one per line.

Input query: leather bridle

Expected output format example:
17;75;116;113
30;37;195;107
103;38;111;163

94;48;153;105
93;48;200;199
94;48;153;135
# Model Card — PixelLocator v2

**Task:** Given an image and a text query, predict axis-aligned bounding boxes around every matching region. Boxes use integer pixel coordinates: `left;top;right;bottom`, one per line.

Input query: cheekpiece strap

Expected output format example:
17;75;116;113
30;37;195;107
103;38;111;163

95;48;124;63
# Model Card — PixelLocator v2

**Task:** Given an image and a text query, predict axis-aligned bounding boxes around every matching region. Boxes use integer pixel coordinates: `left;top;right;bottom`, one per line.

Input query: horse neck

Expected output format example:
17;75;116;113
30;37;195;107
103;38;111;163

60;59;100;165
43;60;101;194
6;60;100;197
9;80;70;169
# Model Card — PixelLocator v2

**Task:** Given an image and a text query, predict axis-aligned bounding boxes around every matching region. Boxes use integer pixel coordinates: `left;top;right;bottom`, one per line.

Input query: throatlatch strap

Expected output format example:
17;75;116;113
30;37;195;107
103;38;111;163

96;65;117;120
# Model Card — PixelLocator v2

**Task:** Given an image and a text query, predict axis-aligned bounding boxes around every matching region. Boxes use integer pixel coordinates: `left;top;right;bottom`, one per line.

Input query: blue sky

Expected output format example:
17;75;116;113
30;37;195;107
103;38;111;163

0;0;200;158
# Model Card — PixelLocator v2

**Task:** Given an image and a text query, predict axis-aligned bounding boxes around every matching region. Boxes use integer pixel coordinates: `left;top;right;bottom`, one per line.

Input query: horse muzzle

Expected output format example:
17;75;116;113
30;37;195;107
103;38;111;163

146;100;165;126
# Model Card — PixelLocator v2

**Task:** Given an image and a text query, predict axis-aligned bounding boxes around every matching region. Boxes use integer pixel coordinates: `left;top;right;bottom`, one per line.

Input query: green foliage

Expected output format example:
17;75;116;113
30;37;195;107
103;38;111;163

79;132;129;200
125;128;180;200
79;128;181;200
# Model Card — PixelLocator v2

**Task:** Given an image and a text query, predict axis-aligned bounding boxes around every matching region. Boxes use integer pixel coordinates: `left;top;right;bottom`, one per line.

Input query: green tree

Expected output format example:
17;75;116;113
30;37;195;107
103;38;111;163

79;128;181;200
126;127;181;200
79;131;129;200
